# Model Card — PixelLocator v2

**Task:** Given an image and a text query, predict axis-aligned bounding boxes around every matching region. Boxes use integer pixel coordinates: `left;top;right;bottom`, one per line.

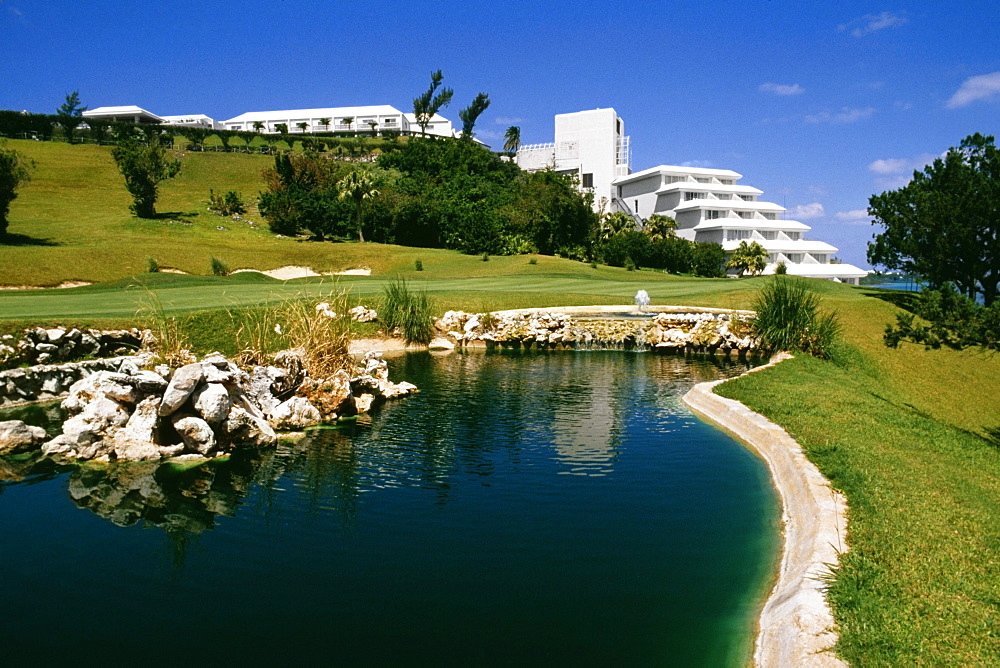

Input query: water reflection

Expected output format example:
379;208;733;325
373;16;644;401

2;350;757;530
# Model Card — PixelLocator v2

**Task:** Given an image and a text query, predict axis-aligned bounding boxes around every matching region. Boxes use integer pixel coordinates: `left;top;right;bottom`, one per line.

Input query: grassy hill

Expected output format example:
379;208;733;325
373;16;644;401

2;139;999;664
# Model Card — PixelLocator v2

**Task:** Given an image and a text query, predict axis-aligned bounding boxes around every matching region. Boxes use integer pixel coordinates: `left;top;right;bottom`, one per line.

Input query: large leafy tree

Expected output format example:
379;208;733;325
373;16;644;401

0;140;34;237
110;135;181;218
57;90;88;142
868;133;1000;306
726;240;768;276
458;93;490;140
412;70;453;136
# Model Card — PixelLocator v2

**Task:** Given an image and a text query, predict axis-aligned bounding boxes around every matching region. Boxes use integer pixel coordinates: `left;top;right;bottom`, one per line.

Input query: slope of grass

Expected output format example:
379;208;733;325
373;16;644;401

716;285;1000;665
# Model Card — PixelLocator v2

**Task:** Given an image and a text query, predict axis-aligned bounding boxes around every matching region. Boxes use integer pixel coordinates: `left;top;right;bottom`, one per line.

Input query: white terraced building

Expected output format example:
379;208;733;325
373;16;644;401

220;105;456;137
614;165;867;283
517;108;867;284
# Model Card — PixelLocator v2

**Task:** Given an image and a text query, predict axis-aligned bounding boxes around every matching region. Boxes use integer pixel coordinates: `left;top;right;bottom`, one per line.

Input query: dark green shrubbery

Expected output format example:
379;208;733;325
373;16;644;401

884;284;1000;351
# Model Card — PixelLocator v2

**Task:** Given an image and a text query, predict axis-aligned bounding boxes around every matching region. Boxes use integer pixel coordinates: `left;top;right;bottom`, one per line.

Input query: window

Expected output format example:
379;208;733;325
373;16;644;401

664;175;685;184
695;177;711;183
761;230;777;240
768;254;779;263
763;212;777;220
786;253;804;263
715;193;732;200
384;117;397;125
705;210;722;219
720;179;735;185
786;232;801;241
684;191;706;201
634;199;639;213
739;194;754;201
582;173;593;188
814;254;828;263
726;229;752;241
737;211;754;219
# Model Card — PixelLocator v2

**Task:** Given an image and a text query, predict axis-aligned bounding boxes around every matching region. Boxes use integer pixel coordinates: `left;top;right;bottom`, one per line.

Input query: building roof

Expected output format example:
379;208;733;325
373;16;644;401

614;164;743;185
656;182;763;196
674;199;784;213
778;263;869;279
82;105;163;122
694;219;811;231
221;105;404;124
722;239;838;253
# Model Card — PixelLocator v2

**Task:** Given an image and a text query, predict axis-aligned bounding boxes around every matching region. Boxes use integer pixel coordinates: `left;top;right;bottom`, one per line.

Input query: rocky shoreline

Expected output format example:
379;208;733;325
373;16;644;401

0;349;416;462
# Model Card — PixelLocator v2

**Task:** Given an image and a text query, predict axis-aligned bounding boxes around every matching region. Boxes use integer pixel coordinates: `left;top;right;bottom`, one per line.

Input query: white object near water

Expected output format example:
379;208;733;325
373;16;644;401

635;290;650;312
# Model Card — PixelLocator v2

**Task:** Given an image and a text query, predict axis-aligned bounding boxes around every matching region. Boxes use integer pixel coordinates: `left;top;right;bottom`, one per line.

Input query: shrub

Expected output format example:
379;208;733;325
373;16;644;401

209;189;246;216
691;242;727;278
414;259;423;272
775;261;788;275
481;252;490;262
752;276;840;358
380;277;433;344
528;257;538;265
210;256;229;276
146;257;159;273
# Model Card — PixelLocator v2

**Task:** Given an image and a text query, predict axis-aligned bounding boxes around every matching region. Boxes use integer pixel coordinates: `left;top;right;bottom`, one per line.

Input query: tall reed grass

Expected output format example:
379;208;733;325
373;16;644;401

230;291;353;377
380;277;433;344
752;276;841;359
135;287;193;367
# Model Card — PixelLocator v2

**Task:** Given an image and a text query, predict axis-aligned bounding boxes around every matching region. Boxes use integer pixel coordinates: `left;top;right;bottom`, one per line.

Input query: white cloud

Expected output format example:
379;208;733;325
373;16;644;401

946;71;1000;109
868;158;910;174
786;202;825;219
805;107;875;124
839;11;907;38
759;82;804;96
835;209;872;225
494;116;523;125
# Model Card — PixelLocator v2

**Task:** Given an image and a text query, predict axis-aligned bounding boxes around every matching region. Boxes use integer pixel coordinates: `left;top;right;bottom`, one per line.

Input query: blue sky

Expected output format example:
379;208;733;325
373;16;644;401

2;0;997;267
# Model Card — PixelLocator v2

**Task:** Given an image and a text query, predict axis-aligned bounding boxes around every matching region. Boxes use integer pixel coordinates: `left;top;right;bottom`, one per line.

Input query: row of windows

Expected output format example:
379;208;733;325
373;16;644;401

726;230;803;241
684;191;757;202
665;176;737;186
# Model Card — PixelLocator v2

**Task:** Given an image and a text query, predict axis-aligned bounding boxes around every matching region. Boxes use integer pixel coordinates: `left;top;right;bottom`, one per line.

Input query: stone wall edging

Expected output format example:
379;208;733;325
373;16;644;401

682;354;848;667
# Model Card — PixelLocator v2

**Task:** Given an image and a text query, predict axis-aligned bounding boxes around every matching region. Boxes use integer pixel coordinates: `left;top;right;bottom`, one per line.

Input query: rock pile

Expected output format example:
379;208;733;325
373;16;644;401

432;310;759;355
29;350;415;463
0;327;153;368
0;355;151;409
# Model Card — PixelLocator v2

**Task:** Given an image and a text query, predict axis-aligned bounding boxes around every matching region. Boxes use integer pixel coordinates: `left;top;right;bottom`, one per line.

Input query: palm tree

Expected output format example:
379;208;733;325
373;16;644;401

319;117;331;132
252;121;265;133
341;116;354;135
296;122;308;133
643;214;677;242
503;126;521;155
337;169;379;242
726;240;768;277
274;123;288;135
367;120;378;136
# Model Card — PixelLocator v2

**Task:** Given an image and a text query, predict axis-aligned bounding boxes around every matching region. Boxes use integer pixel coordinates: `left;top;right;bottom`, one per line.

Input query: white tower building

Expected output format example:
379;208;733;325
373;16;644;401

515;108;631;212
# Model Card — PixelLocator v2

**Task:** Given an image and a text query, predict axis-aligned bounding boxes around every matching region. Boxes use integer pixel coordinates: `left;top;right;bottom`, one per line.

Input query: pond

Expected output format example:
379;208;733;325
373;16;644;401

0;350;780;666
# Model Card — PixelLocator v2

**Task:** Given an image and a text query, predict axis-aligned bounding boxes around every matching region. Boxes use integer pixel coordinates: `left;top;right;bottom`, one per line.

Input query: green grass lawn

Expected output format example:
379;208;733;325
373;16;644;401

2;140;999;664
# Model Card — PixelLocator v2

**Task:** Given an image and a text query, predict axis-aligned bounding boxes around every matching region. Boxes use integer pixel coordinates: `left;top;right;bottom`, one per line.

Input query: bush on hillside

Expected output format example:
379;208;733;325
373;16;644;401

752;276;841;358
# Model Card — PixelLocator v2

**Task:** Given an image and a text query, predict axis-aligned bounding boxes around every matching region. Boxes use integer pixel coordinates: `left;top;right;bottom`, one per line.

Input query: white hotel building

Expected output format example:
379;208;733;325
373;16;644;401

517;108;867;284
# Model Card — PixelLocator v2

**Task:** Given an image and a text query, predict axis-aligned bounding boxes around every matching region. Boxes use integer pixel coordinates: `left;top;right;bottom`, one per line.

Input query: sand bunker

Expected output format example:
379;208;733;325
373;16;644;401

0;280;92;291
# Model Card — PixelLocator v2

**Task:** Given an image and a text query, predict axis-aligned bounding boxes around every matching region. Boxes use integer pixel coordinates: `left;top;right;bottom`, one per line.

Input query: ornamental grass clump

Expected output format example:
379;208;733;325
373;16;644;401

230;291;353;378
752;276;840;359
380;277;433;344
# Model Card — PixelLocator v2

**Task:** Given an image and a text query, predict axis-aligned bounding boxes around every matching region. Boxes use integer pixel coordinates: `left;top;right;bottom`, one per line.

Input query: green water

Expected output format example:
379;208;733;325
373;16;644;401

0;350;780;666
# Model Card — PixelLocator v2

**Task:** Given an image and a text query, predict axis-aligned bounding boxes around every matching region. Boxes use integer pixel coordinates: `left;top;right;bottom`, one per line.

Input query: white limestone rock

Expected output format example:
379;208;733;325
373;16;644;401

172;415;217;455
192;382;231;424
269;396;321;430
158;362;204;416
428;337;456;350
0;420;47;455
225;406;277;447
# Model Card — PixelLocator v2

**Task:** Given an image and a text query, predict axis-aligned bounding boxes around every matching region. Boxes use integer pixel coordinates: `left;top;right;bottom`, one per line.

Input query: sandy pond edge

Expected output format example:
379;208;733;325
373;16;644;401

682;354;848;667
